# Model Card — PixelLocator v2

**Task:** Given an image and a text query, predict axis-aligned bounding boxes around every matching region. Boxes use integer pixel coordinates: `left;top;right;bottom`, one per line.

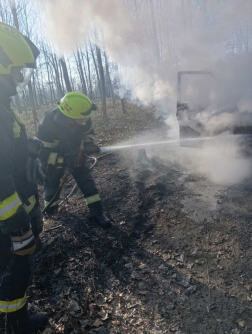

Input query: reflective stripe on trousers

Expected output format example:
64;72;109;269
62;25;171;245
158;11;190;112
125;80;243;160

86;194;101;205
0;193;36;220
0;294;26;313
0;192;22;220
23;195;36;214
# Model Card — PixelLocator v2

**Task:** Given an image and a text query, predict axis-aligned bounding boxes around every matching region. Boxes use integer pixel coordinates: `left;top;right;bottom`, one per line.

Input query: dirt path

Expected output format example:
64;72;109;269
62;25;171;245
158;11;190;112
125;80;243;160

23;102;252;333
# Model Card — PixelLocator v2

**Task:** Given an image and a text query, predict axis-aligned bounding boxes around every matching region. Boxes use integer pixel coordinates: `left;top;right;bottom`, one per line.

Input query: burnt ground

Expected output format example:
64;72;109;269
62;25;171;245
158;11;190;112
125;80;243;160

22;101;252;334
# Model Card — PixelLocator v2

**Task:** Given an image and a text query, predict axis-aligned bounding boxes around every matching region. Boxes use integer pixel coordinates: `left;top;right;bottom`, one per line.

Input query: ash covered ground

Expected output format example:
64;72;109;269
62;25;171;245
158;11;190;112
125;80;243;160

22;101;252;334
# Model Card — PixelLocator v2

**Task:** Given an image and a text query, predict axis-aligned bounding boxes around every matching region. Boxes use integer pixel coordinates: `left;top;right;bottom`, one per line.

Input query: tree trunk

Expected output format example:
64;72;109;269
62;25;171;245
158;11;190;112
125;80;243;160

76;49;87;95
96;45;106;117
82;58;89;95
104;52;115;108
59;56;72;92
121;98;127;114
9;0;19;29
67;57;75;91
45;54;54;105
86;49;93;98
49;64;57;102
0;0;4;21
41;76;49;107
22;90;28;114
32;75;38;109
8;0;22;113
59;58;65;91
148;0;161;67
52;54;64;98
90;42;102;101
35;70;43;106
28;81;38;132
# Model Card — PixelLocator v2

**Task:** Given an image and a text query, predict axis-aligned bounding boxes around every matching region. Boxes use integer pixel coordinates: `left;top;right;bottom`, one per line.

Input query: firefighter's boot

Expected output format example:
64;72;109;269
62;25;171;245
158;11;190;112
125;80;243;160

19;314;48;334
88;198;111;228
93;213;111;228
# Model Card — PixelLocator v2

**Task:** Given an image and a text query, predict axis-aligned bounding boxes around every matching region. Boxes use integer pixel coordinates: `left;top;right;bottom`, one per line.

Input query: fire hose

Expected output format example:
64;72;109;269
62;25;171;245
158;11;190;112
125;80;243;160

42;136;226;215
46;141;173;213
42;135;235;215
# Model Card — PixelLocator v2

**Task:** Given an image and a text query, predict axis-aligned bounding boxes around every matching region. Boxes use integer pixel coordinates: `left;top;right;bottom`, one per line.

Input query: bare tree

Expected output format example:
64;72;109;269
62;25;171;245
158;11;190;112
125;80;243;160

147;0;161;67
74;49;87;95
51;53;64;97
96;45;106;116
59;56;72;92
89;41;102;100
104;52;115;108
85;48;93;98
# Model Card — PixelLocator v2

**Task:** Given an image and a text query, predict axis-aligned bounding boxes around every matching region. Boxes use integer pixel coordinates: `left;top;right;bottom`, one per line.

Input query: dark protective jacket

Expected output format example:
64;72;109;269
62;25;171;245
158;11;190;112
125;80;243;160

0;96;39;238
36;107;95;165
36;107;103;216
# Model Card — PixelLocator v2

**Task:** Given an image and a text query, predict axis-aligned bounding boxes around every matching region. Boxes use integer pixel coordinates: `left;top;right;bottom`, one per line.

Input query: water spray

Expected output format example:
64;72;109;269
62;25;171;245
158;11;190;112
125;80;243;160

99;134;243;152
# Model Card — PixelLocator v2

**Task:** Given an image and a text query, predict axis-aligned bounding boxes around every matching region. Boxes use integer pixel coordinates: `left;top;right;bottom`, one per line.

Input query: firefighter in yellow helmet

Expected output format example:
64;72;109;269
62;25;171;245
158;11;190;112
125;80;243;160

36;92;111;228
0;23;48;333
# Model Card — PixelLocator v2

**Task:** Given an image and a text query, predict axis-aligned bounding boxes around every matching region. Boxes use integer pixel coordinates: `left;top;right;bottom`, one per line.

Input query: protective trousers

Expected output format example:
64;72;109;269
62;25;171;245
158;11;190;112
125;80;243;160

43;165;103;216
0;204;42;334
0;249;34;334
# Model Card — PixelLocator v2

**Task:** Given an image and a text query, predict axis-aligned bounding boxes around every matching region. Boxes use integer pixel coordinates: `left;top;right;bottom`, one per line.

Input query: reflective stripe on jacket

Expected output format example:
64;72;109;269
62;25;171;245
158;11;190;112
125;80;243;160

0;98;39;232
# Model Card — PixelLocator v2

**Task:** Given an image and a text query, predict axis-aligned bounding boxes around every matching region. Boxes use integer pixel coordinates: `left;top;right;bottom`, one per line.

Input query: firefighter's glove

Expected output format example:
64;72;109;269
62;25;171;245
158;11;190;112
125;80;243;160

27;138;44;159
84;142;100;154
10;225;36;256
64;151;84;169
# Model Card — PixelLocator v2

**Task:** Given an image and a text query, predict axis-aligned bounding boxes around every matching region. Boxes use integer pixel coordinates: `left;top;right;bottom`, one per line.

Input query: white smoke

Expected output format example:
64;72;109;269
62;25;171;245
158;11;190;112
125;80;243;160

40;0;178;104
39;0;252;184
40;0;252;108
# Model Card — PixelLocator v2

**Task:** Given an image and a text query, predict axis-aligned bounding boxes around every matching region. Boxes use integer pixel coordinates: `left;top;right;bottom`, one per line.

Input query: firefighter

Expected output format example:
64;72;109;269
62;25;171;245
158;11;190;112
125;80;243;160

37;92;111;228
0;23;48;333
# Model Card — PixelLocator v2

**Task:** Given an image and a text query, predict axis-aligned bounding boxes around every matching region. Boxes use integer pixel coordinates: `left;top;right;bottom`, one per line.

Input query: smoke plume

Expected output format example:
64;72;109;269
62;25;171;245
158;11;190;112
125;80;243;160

40;0;252;184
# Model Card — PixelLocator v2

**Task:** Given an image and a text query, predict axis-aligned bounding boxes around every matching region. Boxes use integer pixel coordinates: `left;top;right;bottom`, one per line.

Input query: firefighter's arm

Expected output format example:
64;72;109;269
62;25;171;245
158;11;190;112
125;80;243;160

38;139;81;169
0;130;28;232
82;118;95;143
39;147;65;168
0;136;35;254
36;133;65;168
36;124;64;168
82;118;100;153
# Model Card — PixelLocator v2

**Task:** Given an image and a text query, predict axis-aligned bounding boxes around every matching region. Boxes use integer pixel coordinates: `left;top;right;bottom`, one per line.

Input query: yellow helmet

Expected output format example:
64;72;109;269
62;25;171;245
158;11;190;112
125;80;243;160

0;22;39;75
59;92;97;119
